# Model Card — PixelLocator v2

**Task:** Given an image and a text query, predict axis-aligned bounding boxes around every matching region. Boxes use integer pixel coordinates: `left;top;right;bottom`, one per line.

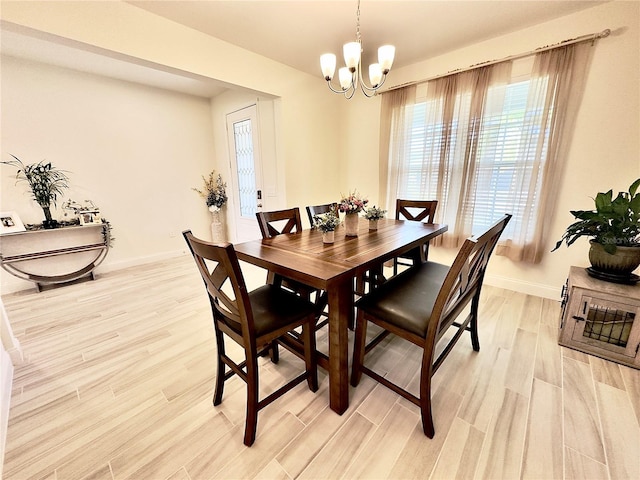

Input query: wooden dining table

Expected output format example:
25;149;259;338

234;217;448;414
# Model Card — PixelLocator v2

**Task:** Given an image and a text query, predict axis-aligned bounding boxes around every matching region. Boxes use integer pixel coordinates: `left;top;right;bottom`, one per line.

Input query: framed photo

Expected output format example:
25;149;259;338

0;211;27;234
80;210;101;226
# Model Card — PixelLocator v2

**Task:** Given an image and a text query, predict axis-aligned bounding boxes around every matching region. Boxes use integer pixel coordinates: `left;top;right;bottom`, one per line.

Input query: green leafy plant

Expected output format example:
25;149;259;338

193;170;227;209
338;190;368;214
313;212;341;233
364;205;387;220
2;154;70;223
553;178;640;254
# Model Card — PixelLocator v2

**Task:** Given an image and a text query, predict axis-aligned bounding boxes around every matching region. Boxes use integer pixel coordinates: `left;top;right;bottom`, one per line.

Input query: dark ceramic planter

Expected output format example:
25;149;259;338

587;241;640;283
42;219;59;229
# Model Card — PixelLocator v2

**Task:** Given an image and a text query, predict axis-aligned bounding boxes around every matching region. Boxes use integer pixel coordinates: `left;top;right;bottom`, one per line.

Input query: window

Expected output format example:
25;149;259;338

383;42;592;263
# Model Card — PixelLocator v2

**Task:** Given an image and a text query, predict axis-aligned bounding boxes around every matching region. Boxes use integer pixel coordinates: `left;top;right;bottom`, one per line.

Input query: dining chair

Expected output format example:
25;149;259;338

183;230;318;446
256;208;329;332
350;214;511;438
306;203;338;229
393;199;439;275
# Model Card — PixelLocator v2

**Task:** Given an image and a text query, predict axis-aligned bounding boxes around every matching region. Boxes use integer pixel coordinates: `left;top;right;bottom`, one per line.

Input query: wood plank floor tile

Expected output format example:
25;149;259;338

619;364;640;425
342;403;419;479
457;347;510;433
255;459;291;480
589;356;626;390
518;295;543;332
562;357;606;464
388;386;464;479
429;417;484;480
595;381;640;480
211;412;306;479
296;412;376;480
534;324;563;387
540;298;561;328
277;377;376;478
503;328;537;397
475;388;529;480
2;255;636;480
564;446;608;480
521;379;563;480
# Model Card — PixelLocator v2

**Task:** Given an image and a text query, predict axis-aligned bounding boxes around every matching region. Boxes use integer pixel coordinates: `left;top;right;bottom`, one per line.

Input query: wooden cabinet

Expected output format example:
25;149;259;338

559;266;640;369
0;223;110;292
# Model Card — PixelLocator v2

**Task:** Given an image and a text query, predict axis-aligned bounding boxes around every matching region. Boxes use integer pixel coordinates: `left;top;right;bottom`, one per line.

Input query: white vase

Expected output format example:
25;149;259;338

322;231;335;244
209;207;226;243
369;219;378;230
344;213;359;237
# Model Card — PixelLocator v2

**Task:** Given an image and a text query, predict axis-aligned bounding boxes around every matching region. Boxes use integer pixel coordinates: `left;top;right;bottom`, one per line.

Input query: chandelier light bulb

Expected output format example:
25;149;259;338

343;42;361;71
339;67;353;90
320;53;337;80
378;45;395;73
369;63;383;87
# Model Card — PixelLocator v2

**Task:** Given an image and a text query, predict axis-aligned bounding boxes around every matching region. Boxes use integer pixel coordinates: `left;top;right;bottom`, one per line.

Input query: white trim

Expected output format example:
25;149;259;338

484;273;562;301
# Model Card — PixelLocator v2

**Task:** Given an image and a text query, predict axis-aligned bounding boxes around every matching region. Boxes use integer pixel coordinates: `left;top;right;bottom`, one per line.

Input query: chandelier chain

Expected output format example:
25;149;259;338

356;0;361;44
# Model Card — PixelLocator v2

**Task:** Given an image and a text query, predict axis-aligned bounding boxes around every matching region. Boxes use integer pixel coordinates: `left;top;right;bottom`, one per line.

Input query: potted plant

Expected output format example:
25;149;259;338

1;154;70;229
338;190;368;236
364;205;387;230
553;178;640;282
313;212;341;243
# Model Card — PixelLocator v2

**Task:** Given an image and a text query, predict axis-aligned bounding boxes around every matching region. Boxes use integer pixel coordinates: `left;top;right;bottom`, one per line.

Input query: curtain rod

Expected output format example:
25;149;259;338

382;28;611;93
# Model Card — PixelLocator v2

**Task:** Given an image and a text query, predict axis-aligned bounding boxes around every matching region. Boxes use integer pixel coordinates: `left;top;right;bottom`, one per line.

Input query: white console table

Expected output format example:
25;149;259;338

0;223;110;292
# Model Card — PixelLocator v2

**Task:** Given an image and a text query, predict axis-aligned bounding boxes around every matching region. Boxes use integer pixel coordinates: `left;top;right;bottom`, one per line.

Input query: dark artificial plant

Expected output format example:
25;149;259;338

2;154;70;226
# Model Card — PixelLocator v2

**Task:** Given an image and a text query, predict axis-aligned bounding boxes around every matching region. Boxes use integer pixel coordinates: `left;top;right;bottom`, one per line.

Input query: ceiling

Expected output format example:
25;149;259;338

1;1;607;98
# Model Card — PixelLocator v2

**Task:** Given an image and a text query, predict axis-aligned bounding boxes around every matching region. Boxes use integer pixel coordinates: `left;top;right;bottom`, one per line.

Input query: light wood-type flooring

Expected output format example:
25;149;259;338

2;255;639;479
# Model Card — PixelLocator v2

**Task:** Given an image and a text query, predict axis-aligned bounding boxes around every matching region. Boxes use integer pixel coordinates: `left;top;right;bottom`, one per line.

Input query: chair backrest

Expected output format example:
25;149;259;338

306;203;337;228
429;214;512;345
395;199;438;223
256;208;303;239
182;230;255;341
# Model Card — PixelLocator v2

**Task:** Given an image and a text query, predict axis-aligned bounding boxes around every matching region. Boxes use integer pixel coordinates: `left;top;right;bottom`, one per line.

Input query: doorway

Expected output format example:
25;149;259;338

226;105;263;242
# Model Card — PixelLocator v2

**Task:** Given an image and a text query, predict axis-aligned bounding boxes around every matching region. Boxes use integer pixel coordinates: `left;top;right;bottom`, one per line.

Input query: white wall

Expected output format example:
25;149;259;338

0;1;346;292
0;56;216;292
344;0;640;299
1;0;638;299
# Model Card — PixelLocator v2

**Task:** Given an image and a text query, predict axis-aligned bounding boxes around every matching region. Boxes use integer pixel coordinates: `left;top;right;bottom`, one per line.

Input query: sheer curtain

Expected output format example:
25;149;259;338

381;41;594;263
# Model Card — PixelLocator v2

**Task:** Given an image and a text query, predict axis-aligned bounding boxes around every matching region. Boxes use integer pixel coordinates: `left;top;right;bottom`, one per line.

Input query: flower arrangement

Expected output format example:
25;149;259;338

313;212;341;233
338;190;368;215
1;154;70;228
193;170;227;210
364;206;387;220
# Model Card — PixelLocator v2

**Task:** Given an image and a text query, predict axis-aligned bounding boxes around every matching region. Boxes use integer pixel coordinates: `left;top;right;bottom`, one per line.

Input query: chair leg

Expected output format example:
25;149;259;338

269;340;280;363
350;311;368;387
301;323;318;392
243;354;260;447
470;293;480;352
419;358;435;438
213;329;226;406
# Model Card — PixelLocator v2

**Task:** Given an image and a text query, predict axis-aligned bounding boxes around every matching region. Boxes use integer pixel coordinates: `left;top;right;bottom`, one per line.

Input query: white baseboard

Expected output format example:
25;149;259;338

97;249;188;275
484;273;562;301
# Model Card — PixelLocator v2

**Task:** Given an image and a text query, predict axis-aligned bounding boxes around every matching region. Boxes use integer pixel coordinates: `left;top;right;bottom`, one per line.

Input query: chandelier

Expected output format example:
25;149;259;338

320;0;395;99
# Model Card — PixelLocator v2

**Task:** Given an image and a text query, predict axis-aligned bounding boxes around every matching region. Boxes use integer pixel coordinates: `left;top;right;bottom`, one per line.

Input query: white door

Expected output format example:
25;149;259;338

226;105;263;242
